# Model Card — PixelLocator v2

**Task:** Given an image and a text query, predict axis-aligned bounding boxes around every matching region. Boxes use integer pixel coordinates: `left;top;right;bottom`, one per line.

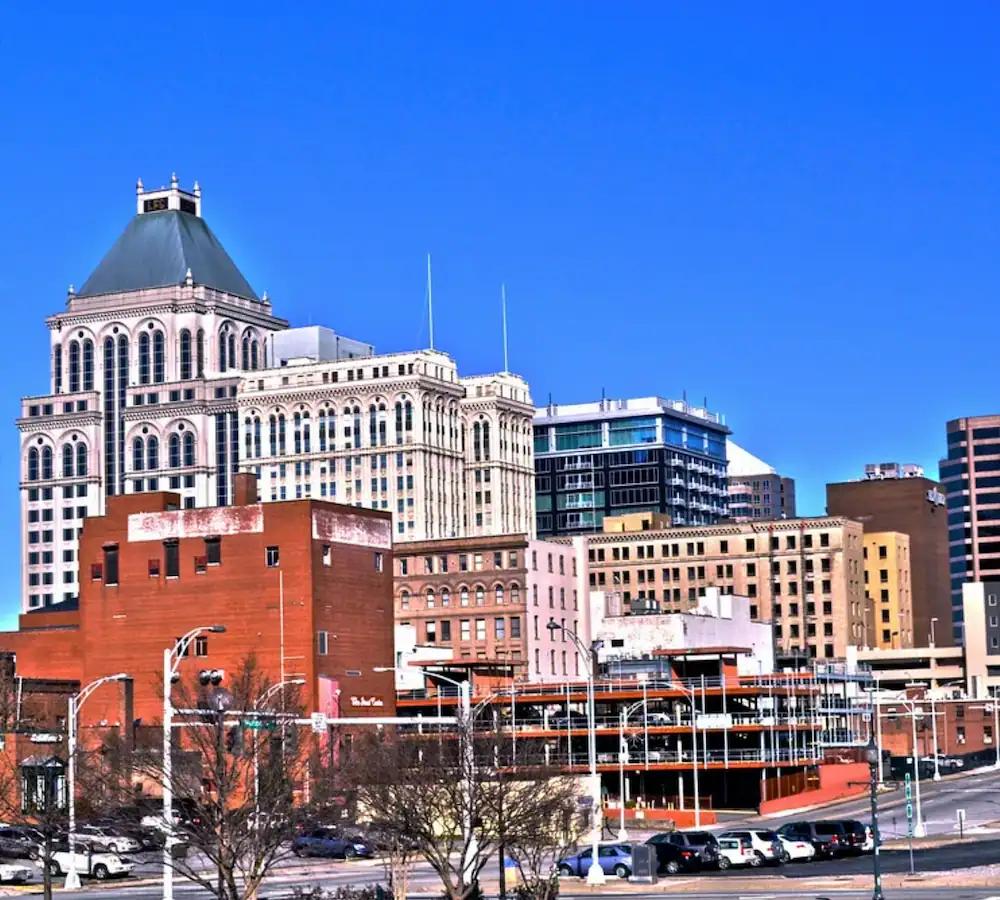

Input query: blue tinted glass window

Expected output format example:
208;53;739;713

555;423;602;451
608;417;657;446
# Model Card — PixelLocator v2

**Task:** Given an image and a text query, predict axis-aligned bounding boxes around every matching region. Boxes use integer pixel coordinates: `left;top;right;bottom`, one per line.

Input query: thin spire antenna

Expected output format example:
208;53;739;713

501;283;509;373
426;253;435;350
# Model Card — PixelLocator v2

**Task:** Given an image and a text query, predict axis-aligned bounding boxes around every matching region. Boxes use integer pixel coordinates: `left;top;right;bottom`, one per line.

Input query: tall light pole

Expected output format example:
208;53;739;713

887;700;926;838
681;682;701;828
616;699;648;841
375;666;476;882
547;619;605;886
253;678;305;819
907;680;940;782
65;673;129;890
864;735;885;900
163;625;225;900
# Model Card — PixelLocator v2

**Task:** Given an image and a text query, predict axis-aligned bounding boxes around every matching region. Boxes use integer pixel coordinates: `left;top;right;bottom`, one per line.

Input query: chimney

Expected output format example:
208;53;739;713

233;473;259;506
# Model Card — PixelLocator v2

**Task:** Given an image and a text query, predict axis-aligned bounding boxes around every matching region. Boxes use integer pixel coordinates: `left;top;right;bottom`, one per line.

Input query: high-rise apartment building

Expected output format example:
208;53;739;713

826;469;951;646
17;177;287;611
533;397;729;538
941;416;1000;641
237;344;535;540
583;516;866;659
726;440;796;521
861;532;913;649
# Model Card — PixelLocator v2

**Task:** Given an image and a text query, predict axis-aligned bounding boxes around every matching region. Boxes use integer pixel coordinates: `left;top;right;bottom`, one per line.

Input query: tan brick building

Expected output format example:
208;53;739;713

862;532;913;649
393;535;588;682
583;517;866;659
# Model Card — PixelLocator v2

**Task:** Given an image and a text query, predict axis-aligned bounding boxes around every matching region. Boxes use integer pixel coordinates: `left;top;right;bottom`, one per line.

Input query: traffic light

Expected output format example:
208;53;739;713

225;724;243;755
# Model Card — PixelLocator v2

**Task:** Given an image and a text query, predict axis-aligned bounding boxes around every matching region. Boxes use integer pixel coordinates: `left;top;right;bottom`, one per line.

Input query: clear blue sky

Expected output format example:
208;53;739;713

2;4;999;626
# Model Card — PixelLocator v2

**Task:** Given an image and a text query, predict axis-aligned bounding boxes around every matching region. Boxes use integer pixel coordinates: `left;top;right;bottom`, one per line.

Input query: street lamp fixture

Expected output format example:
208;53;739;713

162;625;226;900
864;735;884;900
547;618;605;886
65;673;130;890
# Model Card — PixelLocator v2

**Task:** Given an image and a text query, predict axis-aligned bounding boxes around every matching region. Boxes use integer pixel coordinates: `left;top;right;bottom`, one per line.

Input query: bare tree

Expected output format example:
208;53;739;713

134;655;312;900
345;724;590;900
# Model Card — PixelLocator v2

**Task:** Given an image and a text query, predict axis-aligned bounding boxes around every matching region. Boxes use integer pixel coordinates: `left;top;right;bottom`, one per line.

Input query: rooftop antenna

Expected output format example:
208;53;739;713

426;253;435;350
501;283;509;373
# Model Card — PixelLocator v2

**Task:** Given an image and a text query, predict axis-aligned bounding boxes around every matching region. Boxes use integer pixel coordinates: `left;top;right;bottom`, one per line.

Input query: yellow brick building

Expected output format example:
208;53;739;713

863;532;913;648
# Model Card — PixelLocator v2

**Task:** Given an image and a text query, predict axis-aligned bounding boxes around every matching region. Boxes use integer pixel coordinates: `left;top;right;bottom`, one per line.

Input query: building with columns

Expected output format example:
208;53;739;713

17;177;536;612
236;346;536;540
18;176;287;611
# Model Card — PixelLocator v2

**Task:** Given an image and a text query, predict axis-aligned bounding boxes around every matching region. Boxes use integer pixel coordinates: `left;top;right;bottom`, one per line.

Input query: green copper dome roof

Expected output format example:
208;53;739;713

78;209;258;301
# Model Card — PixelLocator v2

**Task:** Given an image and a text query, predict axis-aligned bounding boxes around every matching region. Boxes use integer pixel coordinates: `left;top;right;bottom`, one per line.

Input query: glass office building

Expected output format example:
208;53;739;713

533;396;730;537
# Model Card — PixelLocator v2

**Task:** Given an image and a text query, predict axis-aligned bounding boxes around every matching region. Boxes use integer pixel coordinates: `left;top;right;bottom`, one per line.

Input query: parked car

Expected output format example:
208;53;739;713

777;834;816;862
0;861;34;884
717;829;783;866
557;844;632;879
71;825;142;855
716;837;758;870
643;838;703;875
42;842;135;880
777;821;848;858
828;820;867;855
646;831;719;868
0;827;44;860
291;828;374;859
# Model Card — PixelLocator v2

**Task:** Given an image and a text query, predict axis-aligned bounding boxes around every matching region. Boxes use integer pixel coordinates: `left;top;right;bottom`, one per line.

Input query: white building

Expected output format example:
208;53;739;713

17;178;536;611
17;177;286;610
592;587;775;676
237;345;536;541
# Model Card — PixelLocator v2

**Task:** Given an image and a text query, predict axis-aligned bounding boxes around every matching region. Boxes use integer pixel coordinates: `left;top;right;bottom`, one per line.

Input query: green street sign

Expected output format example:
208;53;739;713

906;802;913;821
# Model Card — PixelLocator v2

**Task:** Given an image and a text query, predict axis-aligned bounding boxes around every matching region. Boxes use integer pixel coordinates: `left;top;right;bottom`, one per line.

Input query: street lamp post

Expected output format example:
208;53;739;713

162;625;226;900
887;700;926;838
864;736;885;900
547;619;605;886
253;678;305;818
65;673;129;890
616;699;648;841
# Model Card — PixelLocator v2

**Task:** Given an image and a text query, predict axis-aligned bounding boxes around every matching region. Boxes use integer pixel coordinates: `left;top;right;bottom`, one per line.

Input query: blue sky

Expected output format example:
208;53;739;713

2;4;999;626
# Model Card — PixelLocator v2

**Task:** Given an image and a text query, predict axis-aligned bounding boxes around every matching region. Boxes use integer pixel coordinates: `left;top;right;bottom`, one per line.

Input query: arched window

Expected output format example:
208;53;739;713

76;442;87;477
378;405;387;445
482;422;491;460
426;588;436;608
169;434;181;468
27;447;39;481
511;584;521;604
353;407;361;449
241;336;250;371
41;446;52;480
253;417;262;458
250;340;259;370
218;331;227;373
228;332;236;371
400;590;411;609
441;588;451;607
62;444;73;478
318;410;327;452
294;413;302;454
369;405;378;447
179;330;192;380
302;413;311;453
138;333;150;384
475;585;485;606
278;414;286;453
495;584;505;605
405;400;413;433
153;330;165;383
460;586;469;606
53;345;62;394
68;340;80;393
147;436;159;470
183;432;195;467
82;339;94;391
132;437;144;472
394;402;403;444
269;415;277;455
245;418;253;460
196;329;205;376
473;422;482;461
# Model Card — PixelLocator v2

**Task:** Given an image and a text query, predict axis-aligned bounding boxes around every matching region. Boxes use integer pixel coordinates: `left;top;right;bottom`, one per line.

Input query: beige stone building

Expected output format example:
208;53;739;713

862;532;913;649
582;516;866;659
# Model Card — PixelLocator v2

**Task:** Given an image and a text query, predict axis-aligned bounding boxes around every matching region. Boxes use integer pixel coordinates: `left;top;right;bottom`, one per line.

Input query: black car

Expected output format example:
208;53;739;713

777;821;848;858
646;831;718;872
0;827;44;860
829;819;867;854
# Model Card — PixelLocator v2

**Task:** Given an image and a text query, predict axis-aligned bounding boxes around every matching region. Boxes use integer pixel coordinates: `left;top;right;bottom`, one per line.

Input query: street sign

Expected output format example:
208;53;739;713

862;711;872;724
310;712;327;734
904;772;912;800
247;719;278;731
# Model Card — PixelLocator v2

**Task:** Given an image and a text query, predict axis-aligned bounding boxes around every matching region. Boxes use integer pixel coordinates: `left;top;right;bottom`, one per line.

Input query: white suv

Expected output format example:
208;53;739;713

716;829;783;866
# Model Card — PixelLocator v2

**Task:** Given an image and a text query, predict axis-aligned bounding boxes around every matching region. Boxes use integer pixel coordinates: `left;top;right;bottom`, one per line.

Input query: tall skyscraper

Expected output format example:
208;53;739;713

18;177;286;611
532;396;730;538
827;465;951;644
940;416;1000;641
726;440;796;521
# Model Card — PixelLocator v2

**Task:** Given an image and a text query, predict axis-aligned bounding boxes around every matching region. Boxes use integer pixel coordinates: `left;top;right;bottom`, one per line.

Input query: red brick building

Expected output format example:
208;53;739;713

0;474;397;730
